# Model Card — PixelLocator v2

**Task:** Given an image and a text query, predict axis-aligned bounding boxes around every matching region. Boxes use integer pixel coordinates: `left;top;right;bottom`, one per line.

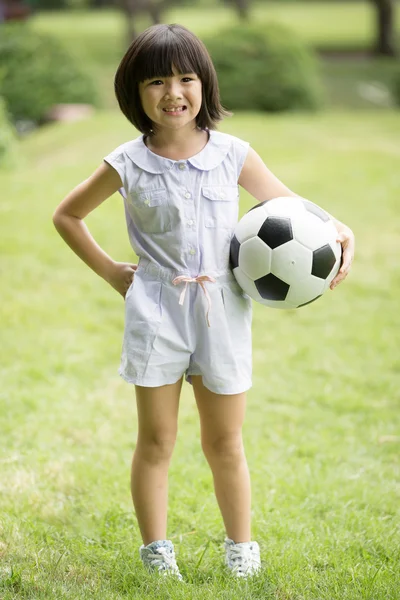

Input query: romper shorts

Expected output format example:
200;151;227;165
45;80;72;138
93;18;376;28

119;258;253;395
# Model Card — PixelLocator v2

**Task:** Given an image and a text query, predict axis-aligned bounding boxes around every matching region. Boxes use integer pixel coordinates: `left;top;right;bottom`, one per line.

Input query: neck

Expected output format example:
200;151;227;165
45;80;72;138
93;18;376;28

145;125;209;160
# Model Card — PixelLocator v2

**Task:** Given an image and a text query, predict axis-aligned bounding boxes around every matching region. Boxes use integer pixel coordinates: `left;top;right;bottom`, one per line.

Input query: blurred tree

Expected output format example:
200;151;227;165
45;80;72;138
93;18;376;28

224;0;397;57
371;0;397;56
116;0;185;42
222;0;250;20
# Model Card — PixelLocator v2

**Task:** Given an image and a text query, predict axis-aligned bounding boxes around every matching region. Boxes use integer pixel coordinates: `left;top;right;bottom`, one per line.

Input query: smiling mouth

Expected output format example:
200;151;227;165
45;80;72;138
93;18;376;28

162;106;187;113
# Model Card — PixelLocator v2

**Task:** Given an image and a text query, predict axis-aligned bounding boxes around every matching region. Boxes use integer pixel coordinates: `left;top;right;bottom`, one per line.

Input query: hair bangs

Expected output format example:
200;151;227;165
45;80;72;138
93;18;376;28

135;30;201;83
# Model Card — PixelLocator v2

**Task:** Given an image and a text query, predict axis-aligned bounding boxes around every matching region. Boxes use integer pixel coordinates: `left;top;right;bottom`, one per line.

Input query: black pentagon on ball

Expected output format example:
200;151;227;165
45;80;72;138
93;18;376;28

258;216;293;249
229;234;240;269
255;273;290;301
312;244;336;279
302;199;330;222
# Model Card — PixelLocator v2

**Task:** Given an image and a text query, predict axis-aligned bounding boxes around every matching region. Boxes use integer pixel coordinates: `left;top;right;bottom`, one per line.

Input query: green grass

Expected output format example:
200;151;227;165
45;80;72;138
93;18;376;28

1;109;400;599
321;57;399;109
30;3;400;111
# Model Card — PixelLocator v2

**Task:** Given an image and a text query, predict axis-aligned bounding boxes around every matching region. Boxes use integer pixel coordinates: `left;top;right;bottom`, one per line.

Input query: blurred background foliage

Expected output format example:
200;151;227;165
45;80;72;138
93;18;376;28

0;0;399;166
0;24;99;125
203;22;324;112
0;96;17;167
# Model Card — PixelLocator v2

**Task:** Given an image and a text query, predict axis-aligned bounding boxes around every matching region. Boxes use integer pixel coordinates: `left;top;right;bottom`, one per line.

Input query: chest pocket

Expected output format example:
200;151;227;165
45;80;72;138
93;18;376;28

202;185;239;229
129;187;172;234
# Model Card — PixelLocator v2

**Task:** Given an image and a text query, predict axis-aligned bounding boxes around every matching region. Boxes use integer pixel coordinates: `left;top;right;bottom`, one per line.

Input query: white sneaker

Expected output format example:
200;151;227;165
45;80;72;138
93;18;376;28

139;539;183;581
224;537;261;578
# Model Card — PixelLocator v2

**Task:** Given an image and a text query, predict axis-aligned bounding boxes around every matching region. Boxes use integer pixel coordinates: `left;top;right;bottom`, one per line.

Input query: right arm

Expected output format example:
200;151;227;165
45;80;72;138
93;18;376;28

52;162;137;297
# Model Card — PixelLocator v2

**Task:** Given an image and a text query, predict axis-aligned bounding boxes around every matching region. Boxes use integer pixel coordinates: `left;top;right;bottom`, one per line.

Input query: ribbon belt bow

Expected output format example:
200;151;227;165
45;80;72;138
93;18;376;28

172;275;216;327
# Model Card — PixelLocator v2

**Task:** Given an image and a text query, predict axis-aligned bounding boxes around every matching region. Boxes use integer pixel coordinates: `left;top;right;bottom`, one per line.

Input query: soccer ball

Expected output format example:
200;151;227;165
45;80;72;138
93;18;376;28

230;196;342;308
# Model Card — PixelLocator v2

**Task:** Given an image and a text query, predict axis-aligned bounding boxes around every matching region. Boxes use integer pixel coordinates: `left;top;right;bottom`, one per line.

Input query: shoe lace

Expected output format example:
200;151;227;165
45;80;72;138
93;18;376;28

147;547;179;574
229;545;258;574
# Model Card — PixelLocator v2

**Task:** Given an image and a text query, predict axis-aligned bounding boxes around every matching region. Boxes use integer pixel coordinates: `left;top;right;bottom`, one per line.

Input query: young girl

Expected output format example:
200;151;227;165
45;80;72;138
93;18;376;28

53;24;354;581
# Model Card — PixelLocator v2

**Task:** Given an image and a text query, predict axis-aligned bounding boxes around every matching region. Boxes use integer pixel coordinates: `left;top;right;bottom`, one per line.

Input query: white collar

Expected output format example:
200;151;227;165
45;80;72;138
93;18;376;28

123;129;233;174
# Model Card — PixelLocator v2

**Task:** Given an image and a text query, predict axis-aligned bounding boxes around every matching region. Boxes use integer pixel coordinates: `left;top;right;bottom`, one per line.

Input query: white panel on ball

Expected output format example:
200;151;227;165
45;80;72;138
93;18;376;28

270;240;313;285
264;197;306;218
239;236;272;280
292;214;338;251
286;275;325;306
291;213;329;250
234;206;269;244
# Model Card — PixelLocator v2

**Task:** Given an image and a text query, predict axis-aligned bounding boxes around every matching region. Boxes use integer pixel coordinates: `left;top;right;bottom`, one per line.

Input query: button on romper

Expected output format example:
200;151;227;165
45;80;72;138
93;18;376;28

104;129;253;395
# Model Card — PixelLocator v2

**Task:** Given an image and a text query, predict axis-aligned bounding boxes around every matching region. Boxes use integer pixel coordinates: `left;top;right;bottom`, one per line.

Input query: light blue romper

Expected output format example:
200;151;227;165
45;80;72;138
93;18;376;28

104;129;253;395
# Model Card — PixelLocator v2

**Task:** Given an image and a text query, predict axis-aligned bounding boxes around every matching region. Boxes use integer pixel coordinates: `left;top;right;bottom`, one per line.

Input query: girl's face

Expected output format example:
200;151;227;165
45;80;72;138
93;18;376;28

138;65;202;134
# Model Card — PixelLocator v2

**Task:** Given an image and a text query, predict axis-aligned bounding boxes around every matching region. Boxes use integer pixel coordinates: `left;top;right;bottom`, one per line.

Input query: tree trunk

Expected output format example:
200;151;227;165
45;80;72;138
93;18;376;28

148;1;162;24
234;0;250;20
372;0;397;57
117;0;182;43
118;0;138;43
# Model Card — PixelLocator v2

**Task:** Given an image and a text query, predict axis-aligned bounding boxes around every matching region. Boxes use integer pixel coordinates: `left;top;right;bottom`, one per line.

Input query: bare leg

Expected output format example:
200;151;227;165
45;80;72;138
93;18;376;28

131;378;182;546
191;376;251;543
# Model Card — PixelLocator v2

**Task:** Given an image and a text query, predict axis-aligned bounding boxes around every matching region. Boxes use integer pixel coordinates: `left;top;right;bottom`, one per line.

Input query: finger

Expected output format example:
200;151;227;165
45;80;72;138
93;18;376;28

340;242;353;265
330;274;341;287
339;254;353;274
337;262;350;278
331;264;351;288
127;264;137;278
330;277;342;290
337;236;355;260
125;273;135;286
331;268;347;288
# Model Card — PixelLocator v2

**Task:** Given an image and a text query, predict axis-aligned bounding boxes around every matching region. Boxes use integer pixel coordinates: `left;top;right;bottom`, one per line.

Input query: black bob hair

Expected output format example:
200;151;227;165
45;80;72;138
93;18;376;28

114;24;231;136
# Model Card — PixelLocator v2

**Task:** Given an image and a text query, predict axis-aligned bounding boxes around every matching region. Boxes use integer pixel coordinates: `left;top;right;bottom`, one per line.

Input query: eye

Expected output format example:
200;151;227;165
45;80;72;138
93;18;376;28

182;77;194;82
149;80;163;86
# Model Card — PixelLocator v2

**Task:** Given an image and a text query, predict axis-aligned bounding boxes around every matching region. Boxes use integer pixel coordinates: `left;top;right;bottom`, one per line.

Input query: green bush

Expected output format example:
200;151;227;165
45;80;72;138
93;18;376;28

0;23;99;125
0;97;17;169
202;23;324;112
392;68;400;108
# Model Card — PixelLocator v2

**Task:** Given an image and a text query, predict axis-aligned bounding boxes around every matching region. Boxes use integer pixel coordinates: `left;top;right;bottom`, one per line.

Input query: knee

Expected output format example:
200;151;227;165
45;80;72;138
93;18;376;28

136;433;177;464
202;432;244;462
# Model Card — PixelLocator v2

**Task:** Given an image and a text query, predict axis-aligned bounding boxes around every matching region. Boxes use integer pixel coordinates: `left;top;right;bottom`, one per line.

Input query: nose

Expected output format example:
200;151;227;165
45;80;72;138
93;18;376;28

163;79;182;100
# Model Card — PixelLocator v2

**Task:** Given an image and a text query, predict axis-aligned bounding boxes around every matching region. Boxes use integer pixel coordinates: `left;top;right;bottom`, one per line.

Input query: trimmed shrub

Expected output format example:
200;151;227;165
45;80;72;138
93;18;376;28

202;23;324;112
0;97;17;169
0;23;99;125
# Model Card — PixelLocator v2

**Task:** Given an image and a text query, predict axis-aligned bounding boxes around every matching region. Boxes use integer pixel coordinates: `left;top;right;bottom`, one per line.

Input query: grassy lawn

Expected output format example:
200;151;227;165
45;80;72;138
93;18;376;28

1;109;399;598
321;57;398;109
30;2;400;111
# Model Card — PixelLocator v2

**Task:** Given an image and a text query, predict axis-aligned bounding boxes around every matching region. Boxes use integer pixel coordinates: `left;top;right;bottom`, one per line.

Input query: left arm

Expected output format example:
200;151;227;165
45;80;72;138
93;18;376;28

238;147;355;289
